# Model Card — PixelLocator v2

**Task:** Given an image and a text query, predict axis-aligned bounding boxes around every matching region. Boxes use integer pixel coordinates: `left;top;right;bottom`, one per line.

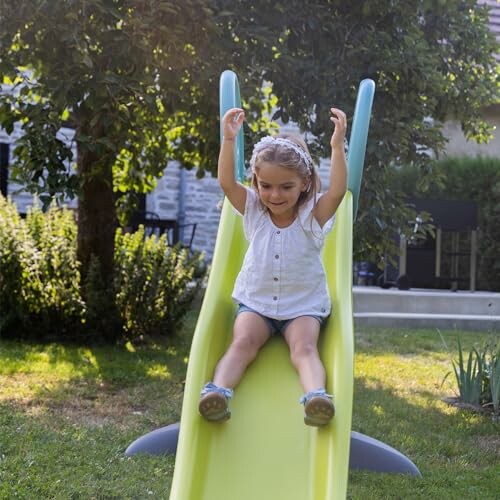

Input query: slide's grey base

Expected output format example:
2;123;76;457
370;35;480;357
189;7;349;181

349;431;421;476
126;423;180;457
125;423;421;476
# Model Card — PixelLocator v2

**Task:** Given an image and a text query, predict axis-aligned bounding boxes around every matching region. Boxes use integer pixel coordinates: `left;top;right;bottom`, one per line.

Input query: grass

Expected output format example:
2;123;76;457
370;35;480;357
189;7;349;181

0;304;499;499
349;328;499;499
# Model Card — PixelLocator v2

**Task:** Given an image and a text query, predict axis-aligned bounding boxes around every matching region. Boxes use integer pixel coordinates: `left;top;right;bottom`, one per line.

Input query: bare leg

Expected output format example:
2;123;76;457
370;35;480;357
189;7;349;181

284;316;334;426
213;311;271;389
283;316;325;392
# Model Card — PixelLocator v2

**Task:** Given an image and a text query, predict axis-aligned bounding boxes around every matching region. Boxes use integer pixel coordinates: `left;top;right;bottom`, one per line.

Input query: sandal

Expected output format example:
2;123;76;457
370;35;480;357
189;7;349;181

300;388;335;427
199;382;233;422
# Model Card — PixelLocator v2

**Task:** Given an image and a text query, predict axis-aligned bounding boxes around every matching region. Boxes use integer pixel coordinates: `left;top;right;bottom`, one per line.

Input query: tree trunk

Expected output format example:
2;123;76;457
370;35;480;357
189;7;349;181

76;143;117;290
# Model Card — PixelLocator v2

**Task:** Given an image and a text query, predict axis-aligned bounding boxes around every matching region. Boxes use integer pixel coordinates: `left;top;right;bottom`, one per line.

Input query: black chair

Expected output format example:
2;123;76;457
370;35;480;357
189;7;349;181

130;211;197;250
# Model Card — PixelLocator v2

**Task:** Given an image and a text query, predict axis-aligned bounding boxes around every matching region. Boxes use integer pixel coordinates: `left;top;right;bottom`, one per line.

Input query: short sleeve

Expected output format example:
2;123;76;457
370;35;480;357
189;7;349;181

233;186;264;241
299;193;336;240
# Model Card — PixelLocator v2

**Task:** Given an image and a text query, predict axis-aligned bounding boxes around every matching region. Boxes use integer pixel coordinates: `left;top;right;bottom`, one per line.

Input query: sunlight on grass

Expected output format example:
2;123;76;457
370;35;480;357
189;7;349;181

124;341;136;353
146;364;171;379
1;323;498;499
0;344;100;379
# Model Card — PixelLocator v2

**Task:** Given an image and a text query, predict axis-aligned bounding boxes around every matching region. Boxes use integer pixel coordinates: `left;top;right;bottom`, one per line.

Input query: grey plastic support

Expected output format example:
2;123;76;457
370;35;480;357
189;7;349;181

125;423;180;457
349;431;421;476
125;424;421;477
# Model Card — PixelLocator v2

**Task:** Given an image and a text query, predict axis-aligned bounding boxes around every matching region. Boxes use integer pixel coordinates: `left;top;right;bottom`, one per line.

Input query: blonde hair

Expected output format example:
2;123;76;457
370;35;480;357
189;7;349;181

250;133;321;209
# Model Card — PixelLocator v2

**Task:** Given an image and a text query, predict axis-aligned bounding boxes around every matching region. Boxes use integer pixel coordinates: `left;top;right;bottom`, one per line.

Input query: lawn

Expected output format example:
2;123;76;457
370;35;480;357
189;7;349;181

0;303;498;499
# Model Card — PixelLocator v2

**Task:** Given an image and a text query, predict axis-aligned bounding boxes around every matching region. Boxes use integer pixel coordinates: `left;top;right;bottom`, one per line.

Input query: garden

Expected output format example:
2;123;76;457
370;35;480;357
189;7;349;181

1;312;498;499
1;1;499;498
1;192;498;498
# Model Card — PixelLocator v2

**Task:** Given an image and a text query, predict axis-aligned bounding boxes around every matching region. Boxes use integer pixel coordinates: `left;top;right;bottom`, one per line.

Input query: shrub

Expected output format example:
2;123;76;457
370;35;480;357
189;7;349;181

114;227;204;341
0;195;205;342
0;196;84;338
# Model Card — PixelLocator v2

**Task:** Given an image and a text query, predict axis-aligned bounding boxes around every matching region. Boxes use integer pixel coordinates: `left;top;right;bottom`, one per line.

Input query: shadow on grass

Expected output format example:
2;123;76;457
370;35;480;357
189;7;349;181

352;374;499;471
0;305;200;429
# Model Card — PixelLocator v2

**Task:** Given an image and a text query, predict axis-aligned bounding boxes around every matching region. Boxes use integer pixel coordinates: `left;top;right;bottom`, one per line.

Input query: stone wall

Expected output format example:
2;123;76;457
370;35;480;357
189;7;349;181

146;163;224;260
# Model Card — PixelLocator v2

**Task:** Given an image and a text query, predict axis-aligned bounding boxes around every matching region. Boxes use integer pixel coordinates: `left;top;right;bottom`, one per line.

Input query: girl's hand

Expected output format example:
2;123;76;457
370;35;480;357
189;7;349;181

330;107;347;150
222;107;245;141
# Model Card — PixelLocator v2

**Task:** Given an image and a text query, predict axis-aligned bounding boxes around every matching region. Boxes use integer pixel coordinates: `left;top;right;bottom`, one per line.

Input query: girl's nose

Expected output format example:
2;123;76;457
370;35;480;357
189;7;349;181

270;188;281;200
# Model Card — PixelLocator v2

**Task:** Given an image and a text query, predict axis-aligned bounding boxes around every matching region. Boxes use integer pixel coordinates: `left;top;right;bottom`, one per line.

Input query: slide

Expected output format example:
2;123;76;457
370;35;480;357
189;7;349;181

169;72;374;500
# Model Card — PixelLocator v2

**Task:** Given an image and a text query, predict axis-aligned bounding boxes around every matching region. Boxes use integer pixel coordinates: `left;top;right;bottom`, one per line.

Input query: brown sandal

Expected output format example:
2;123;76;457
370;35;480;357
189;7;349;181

198;383;233;422
300;389;335;427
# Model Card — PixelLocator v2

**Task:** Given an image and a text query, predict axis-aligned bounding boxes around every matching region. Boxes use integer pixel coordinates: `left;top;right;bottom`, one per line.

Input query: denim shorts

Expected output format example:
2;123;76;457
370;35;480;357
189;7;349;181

236;303;326;336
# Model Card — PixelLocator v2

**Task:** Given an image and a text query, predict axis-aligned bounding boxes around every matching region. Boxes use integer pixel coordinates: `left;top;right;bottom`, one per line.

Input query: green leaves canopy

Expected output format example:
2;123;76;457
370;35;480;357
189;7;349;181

1;0;498;269
217;0;499;262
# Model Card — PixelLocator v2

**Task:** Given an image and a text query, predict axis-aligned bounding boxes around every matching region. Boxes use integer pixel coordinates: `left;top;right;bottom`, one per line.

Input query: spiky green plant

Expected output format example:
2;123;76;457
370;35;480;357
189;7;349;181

452;337;484;407
485;344;500;415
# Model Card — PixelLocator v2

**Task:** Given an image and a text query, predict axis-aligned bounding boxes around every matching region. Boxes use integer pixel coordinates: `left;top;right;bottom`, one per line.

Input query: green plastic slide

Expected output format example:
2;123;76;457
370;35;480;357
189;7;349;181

169;71;374;500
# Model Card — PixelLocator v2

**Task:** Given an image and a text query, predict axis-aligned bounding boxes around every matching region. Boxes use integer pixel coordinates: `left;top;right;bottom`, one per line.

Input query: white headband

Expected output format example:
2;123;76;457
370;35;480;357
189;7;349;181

250;136;314;173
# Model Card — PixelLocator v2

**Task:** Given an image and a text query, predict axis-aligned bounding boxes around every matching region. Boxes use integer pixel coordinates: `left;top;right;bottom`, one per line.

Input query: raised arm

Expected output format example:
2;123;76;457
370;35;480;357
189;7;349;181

313;107;348;228
218;107;247;214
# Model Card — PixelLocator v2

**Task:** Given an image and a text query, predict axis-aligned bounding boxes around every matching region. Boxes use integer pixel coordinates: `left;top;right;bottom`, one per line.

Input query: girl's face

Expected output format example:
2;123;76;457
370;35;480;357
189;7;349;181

254;161;308;224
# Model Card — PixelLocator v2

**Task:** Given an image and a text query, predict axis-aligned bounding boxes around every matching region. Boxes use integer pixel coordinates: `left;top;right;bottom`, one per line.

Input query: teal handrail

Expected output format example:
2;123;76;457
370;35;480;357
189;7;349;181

219;70;245;182
347;79;375;220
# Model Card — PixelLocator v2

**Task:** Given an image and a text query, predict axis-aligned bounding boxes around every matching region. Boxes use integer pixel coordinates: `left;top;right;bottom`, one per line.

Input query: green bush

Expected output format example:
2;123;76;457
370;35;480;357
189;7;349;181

0;197;84;337
114;227;203;340
0;195;205;342
389;156;500;291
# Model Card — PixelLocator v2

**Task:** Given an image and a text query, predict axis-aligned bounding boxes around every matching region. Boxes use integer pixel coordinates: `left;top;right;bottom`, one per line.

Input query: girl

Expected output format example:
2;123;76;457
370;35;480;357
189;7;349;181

199;106;347;426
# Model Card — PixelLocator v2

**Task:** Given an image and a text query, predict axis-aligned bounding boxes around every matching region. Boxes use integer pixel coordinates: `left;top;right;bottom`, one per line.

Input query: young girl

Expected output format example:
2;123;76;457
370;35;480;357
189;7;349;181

199;106;347;426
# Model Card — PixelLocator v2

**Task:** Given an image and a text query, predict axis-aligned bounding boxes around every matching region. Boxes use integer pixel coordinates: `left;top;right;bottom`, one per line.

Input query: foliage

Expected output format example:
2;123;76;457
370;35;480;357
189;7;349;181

451;337;484;406
0;0;499;308
0;195;204;342
0;0;225;288
0;0;222;200
442;334;500;415
114;227;203;341
484;344;500;415
388;156;500;291
0;195;85;337
215;0;500;264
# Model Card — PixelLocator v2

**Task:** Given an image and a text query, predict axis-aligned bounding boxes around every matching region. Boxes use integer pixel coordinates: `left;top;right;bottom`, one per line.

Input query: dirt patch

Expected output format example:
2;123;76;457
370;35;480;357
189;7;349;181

442;396;499;419
1;375;183;429
476;435;500;457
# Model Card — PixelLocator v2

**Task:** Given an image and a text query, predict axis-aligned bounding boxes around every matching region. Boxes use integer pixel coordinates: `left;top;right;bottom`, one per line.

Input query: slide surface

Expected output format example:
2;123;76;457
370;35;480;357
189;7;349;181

169;191;355;500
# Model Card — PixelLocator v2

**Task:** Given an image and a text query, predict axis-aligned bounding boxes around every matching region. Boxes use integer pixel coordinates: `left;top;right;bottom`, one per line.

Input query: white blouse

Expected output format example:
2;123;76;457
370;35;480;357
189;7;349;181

232;186;335;320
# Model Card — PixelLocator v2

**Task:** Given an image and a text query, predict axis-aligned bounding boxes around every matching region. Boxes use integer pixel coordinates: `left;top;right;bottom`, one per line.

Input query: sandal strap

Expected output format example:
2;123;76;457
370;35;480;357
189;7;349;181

299;388;333;405
200;382;234;400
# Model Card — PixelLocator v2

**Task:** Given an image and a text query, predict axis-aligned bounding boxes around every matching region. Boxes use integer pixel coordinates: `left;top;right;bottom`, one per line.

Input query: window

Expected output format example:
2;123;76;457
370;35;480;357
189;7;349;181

0;143;9;197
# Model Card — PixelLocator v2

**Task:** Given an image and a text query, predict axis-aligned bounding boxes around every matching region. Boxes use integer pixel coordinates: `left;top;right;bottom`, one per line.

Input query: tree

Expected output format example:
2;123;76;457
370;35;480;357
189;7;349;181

215;0;500;263
1;0;498;303
0;1;225;293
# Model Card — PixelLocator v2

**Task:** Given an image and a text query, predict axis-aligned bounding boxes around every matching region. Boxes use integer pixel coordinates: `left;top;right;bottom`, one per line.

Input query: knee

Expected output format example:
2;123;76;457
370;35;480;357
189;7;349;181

231;335;262;358
290;342;317;364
